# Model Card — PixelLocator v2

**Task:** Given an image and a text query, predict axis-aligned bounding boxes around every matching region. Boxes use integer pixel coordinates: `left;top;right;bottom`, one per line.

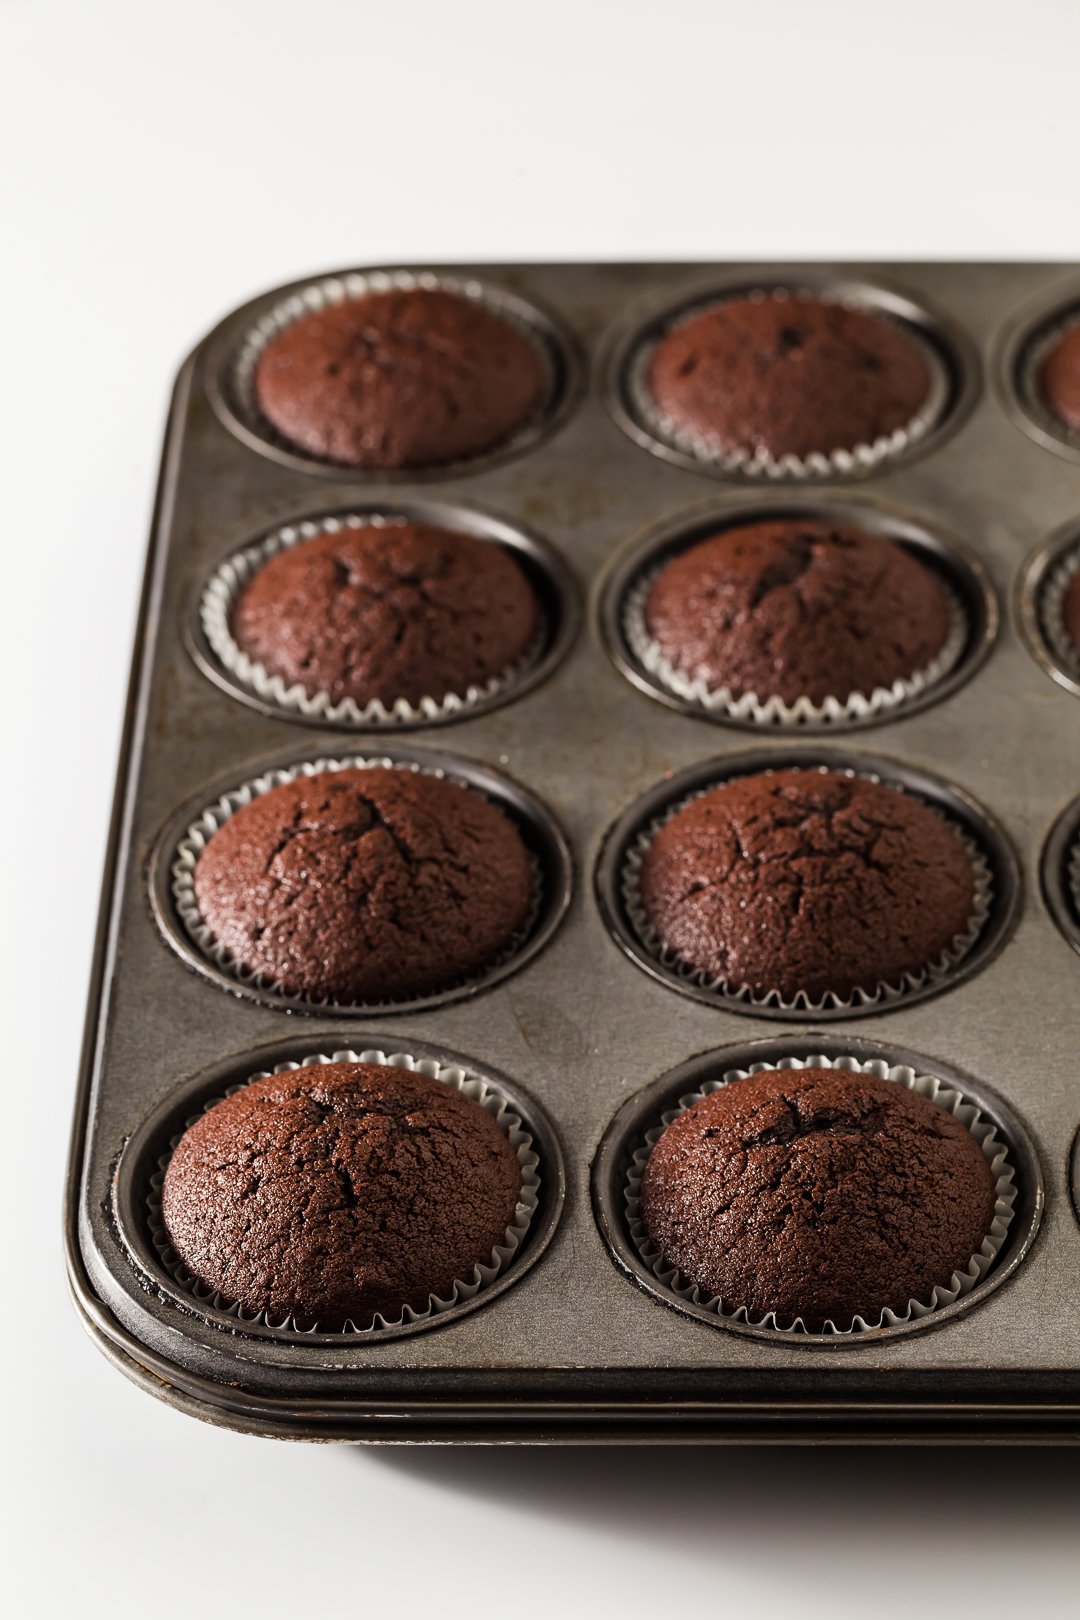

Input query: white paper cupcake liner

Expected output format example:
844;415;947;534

625;1052;1017;1337
1039;542;1080;681
622;561;968;726
200;511;548;726
228;268;558;464
1018;305;1080;450
621;765;994;1013
629;288;951;480
146;1046;541;1336
171;754;544;1009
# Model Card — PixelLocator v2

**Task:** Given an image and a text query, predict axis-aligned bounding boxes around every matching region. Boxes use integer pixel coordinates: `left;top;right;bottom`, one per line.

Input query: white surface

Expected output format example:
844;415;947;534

3;0;1080;1613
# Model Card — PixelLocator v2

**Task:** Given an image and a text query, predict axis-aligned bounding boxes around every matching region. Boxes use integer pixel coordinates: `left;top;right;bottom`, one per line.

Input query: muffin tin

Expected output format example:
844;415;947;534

67;263;1080;1443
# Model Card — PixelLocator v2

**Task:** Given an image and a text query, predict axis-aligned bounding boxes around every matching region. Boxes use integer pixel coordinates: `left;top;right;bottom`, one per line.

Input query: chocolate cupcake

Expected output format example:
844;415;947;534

229;519;541;711
192;766;534;1003
254;286;546;468
1062;565;1080;657
641;519;954;709
637;768;977;1003
161;1062;524;1329
647;292;933;465
1039;317;1080;435
639;1065;997;1331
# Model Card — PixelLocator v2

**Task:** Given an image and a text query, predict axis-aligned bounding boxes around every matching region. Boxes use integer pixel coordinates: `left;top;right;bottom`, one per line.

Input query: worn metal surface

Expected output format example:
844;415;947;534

67;263;1080;1441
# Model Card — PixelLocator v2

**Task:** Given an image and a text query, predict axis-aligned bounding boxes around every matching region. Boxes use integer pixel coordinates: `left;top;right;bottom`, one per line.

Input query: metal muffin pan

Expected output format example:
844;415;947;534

596;495;998;731
67;264;1080;1443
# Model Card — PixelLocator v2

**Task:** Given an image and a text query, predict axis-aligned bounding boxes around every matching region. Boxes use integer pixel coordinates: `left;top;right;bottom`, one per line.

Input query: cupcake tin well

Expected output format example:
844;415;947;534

67;263;1080;1444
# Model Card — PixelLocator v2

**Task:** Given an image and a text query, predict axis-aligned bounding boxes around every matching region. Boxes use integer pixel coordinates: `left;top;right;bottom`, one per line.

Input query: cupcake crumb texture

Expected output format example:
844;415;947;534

255;286;546;468
640;1065;996;1330
639;768;975;1003
648;292;932;461
231;520;540;710
643;519;952;706
193;766;534;1004
161;1062;523;1329
1039;317;1080;434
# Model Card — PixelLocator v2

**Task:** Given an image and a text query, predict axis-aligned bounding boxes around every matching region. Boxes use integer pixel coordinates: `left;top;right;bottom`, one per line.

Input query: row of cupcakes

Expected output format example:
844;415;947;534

118;1037;1040;1348
192;499;1080;730
148;747;1080;1020
208;268;1080;478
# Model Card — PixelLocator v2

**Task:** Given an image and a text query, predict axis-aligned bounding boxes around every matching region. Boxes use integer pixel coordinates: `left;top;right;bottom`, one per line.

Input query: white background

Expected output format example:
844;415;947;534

3;1;1079;1613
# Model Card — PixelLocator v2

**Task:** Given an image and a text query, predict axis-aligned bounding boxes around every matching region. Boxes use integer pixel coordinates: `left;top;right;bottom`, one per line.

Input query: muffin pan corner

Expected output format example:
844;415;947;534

68;262;1080;1444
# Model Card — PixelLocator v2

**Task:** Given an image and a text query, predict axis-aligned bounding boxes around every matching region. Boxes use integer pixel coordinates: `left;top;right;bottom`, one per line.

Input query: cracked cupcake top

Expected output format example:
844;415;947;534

254;287;546;468
648;292;932;462
1039;317;1080;435
640;1065;996;1330
643;519;953;706
193;766;534;1003
638;768;975;1003
161;1062;524;1329
231;520;541;709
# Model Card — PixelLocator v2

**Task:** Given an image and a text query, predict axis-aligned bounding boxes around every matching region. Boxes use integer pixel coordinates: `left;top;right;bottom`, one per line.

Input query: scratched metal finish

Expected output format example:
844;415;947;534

68;264;1080;1441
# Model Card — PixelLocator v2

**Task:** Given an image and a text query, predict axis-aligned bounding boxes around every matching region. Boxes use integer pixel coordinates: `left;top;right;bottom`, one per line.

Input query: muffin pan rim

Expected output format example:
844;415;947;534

184;495;582;732
594;745;1022;1021
594;493;999;732
147;742;574;1017
202;265;585;483
111;1034;566;1350
992;275;1080;463
598;268;982;483
591;1034;1044;1351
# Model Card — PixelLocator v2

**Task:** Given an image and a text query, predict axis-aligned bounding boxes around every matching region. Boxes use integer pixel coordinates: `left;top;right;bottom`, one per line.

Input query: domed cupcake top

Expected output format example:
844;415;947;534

638;768;975;1003
642;518;952;707
230;520;540;710
255;286;546;468
193;766;534;1004
640;1065;996;1331
1039;317;1080;435
161;1062;524;1329
648;292;932;463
